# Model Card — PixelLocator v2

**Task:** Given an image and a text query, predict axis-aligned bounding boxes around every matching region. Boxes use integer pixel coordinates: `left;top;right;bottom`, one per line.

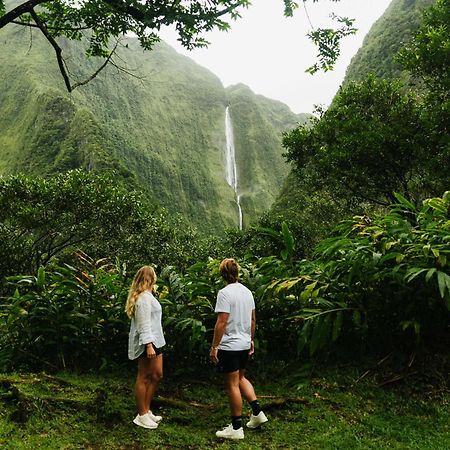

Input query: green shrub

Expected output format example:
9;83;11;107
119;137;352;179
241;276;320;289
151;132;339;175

0;253;129;371
0;255;220;372
0;169;204;287
2;193;448;372
265;192;450;355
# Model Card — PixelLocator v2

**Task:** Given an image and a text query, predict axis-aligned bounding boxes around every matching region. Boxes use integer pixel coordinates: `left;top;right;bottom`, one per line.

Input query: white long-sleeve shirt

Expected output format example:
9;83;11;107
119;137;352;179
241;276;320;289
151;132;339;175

128;291;166;360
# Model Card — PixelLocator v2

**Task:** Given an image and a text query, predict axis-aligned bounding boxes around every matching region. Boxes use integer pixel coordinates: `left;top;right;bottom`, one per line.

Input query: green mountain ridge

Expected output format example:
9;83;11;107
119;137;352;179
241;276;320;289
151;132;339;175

343;0;434;83
0;16;305;232
270;0;435;242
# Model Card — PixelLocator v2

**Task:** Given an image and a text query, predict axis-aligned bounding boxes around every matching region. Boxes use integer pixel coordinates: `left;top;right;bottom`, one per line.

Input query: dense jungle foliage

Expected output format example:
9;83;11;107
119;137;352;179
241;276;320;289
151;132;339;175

271;0;449;250
0;170;205;278
1;184;449;371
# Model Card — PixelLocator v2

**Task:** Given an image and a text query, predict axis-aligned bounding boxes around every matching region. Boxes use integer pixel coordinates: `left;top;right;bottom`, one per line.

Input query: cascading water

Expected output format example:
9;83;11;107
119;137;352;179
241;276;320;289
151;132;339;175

225;106;243;230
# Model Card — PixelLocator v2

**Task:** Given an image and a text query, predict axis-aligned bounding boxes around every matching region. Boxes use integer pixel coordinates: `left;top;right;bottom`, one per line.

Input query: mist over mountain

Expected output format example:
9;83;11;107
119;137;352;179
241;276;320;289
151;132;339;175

0;18;305;233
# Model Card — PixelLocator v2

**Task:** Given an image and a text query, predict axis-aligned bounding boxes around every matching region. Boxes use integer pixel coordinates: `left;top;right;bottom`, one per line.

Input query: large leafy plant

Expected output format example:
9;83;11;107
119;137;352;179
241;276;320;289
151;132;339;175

265;192;450;356
1;252;129;370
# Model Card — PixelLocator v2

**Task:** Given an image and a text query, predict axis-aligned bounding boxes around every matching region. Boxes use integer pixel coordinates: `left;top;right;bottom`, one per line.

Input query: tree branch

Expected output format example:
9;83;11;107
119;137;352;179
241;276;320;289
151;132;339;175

338;176;390;207
109;56;146;82
29;8;72;91
0;0;48;29
101;0;242;26
44;235;85;265
70;40;119;90
3;0;247;91
29;9;119;92
11;19;90;32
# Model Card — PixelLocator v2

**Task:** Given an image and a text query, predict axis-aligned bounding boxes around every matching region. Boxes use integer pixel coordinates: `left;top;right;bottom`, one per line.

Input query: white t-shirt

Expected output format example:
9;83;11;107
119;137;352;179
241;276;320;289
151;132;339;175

215;282;255;351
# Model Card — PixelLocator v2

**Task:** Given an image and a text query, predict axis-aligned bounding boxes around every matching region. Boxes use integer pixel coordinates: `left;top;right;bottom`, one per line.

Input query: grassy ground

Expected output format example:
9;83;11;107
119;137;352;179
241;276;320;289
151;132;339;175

0;363;448;450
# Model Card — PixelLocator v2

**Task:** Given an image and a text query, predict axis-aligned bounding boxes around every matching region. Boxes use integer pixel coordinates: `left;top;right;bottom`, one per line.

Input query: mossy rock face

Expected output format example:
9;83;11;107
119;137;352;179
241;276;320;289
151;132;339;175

0;21;303;233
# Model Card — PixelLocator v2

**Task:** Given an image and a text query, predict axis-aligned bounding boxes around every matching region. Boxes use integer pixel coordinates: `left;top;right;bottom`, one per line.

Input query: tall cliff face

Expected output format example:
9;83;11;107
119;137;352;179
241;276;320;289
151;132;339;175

0;21;301;232
226;84;308;228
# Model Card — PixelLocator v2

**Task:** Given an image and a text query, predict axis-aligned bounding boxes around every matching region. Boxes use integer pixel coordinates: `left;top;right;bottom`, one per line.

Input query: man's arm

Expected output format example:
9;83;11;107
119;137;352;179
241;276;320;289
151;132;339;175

210;312;229;364
249;309;256;356
251;309;256;340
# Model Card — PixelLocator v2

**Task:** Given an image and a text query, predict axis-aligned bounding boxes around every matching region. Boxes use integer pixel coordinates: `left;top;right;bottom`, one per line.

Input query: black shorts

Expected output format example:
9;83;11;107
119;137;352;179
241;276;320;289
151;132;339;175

138;343;163;358
216;349;249;373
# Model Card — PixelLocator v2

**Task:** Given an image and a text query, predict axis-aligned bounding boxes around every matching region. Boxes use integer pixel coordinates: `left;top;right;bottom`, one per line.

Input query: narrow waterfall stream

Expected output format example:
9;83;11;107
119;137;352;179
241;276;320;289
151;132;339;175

225;106;243;230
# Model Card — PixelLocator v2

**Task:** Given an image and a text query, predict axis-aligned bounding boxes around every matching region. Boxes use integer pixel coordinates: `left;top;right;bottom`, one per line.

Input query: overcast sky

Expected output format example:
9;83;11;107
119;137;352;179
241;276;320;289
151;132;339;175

161;0;393;114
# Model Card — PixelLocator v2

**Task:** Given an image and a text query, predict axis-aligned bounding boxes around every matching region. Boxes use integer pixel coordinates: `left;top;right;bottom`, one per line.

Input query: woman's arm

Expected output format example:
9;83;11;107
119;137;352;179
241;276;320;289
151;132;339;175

135;294;155;356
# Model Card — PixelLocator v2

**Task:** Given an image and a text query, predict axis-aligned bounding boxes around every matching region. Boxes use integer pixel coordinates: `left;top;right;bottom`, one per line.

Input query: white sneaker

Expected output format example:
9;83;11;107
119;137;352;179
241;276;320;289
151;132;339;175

133;414;158;429
215;424;244;440
246;411;268;429
147;411;162;423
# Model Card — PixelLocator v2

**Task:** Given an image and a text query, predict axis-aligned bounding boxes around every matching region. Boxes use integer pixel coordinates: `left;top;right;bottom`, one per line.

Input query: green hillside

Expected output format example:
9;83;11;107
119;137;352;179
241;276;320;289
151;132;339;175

270;0;436;245
0;18;300;232
344;0;435;83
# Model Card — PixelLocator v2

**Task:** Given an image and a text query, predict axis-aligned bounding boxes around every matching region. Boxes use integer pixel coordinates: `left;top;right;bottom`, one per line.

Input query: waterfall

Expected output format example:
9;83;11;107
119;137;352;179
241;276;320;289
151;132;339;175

225;106;243;230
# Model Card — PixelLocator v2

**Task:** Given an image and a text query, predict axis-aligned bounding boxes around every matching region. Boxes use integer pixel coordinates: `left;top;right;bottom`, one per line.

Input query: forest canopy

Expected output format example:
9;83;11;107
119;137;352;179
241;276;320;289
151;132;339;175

282;0;449;212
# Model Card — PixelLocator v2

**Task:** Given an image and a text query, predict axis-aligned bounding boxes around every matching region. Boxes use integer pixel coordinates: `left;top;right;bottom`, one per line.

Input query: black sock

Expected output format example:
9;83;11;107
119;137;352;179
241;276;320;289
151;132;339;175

249;400;261;416
231;416;242;430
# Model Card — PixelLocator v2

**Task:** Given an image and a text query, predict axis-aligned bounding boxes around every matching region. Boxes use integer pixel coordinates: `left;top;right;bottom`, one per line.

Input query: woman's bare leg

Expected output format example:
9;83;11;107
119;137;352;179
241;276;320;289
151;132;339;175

135;355;163;415
145;354;163;411
135;357;152;415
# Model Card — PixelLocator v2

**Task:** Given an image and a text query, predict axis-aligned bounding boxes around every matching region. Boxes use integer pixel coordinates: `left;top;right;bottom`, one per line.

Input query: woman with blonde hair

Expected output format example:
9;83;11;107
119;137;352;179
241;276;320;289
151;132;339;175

126;265;165;429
